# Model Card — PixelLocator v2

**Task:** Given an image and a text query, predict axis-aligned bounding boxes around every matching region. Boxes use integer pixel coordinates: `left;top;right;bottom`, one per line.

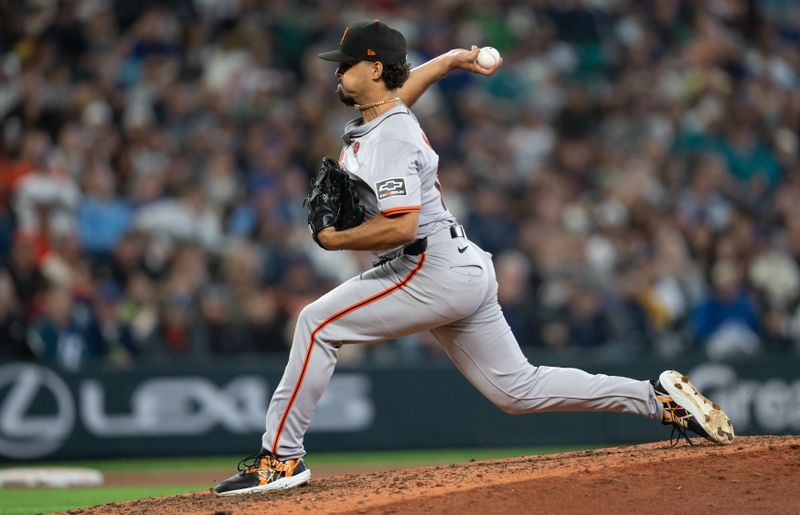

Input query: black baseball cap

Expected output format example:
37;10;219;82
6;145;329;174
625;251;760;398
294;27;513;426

318;20;407;63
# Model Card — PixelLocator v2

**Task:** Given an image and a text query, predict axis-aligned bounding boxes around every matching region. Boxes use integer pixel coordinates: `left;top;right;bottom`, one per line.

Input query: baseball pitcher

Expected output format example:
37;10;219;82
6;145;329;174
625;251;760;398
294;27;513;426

214;20;734;496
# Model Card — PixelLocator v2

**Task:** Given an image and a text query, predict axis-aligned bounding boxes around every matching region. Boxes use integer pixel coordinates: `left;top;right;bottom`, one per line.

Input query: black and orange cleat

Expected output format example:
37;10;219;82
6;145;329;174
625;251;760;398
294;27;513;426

652;370;735;446
213;450;310;496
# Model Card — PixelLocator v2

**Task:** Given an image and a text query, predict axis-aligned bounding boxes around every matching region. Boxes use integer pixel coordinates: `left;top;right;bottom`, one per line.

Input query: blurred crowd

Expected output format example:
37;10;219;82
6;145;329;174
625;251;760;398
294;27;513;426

1;0;799;370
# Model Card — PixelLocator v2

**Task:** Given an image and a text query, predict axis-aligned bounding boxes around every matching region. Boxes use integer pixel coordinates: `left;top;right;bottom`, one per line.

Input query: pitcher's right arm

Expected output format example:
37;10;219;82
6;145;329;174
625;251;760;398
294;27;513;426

399;46;503;108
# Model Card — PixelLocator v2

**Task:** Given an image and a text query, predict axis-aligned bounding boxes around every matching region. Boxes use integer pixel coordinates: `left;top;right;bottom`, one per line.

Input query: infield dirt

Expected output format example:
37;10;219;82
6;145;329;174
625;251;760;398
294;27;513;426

69;435;799;514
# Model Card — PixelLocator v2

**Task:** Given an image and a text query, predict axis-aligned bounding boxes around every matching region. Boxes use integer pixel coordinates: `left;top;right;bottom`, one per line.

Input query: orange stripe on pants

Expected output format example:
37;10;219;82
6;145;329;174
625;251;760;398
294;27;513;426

271;253;427;457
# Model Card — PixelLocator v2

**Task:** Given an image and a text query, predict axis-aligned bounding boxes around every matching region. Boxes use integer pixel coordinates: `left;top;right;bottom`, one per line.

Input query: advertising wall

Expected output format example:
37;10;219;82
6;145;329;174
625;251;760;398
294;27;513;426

0;356;797;461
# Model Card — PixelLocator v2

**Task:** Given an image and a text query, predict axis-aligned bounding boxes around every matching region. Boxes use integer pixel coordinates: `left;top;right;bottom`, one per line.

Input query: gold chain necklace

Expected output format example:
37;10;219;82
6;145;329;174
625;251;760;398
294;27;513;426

355;97;400;111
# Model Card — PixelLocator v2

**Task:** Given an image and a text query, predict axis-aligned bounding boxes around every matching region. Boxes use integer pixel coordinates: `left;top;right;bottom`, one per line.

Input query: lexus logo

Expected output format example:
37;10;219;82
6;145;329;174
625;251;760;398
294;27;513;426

0;364;75;459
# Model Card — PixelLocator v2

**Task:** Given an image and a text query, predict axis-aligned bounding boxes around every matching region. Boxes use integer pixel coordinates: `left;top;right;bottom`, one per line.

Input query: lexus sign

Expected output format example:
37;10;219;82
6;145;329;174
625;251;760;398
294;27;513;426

0;364;374;460
0;364;75;459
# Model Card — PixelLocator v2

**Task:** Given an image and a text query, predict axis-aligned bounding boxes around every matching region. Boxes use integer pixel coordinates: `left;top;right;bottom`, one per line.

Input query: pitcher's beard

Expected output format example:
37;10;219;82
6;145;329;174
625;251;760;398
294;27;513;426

336;86;356;106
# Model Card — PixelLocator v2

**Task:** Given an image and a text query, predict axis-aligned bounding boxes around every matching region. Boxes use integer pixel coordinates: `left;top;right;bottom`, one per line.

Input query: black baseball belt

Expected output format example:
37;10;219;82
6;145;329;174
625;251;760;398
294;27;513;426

373;224;465;267
402;224;466;255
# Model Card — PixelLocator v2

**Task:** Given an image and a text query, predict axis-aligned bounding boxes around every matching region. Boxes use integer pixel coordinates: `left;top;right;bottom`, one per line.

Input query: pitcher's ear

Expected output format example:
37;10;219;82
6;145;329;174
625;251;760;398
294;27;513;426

372;61;384;80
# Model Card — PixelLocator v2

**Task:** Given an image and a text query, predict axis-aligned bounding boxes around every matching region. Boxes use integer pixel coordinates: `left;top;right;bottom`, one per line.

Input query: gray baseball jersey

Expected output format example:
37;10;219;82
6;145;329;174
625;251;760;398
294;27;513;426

340;105;456;256
261;103;662;459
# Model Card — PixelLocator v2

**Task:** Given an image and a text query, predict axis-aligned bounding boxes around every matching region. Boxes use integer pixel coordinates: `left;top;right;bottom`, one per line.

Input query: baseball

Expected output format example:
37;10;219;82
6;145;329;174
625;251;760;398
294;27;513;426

476;46;501;68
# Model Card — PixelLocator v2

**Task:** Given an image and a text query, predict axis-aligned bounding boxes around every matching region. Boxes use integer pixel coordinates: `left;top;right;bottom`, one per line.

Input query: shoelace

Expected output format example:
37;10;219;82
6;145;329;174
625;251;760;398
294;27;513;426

655;386;697;447
670;425;694;447
237;452;297;475
237;453;270;473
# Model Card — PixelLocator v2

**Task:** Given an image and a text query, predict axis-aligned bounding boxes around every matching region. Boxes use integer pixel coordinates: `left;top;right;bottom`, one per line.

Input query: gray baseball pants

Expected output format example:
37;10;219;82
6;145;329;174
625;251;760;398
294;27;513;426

262;226;663;459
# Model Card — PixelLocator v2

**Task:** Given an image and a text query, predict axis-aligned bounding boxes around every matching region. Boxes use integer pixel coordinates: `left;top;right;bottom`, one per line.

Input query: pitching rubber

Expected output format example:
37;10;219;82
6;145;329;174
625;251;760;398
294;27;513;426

214;469;311;496
659;370;735;445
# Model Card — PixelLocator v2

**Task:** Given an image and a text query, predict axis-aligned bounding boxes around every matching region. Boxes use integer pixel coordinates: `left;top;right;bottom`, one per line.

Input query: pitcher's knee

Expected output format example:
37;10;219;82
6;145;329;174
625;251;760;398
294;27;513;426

489;379;543;414
498;401;527;415
295;300;343;350
489;394;527;415
297;301;328;332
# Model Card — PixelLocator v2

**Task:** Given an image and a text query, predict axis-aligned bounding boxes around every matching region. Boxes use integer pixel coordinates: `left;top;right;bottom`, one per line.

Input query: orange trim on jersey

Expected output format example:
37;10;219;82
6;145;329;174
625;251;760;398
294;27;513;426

271;252;427;457
380;206;421;217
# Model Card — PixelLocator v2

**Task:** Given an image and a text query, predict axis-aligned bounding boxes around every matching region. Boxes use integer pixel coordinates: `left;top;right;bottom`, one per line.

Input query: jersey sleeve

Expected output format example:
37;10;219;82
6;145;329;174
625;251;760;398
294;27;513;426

366;139;421;217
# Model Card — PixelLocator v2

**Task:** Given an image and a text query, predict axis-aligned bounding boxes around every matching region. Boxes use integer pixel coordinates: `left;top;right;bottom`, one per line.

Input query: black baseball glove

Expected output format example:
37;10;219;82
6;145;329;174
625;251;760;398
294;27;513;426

305;157;365;248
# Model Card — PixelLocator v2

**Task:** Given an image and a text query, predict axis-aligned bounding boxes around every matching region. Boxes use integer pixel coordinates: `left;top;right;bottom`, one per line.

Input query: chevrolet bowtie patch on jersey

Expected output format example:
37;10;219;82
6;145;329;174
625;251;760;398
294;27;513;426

376;178;406;199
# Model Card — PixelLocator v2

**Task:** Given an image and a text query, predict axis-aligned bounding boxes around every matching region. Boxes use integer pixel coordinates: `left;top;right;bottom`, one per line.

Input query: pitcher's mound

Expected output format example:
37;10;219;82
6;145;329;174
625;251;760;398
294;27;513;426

74;435;799;514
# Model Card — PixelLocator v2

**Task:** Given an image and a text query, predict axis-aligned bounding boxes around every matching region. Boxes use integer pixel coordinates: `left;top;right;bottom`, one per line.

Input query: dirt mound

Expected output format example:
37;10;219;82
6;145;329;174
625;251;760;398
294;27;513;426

69;435;799;515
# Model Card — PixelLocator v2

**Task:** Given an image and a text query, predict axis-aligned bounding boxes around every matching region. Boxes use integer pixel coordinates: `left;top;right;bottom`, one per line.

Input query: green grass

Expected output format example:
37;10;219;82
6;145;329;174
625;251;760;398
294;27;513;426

0;485;206;515
0;445;602;514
